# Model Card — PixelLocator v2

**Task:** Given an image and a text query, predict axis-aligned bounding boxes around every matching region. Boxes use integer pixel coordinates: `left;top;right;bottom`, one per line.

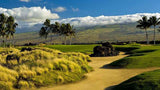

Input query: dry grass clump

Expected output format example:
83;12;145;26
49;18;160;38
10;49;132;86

0;65;18;77
32;67;49;75
17;80;30;89
0;47;92;89
0;81;13;90
53;59;82;73
0;65;18;90
0;48;19;55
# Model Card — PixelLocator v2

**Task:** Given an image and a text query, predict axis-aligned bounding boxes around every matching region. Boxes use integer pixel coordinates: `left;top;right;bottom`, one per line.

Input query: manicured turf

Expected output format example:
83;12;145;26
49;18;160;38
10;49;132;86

44;44;99;54
110;45;160;68
113;70;160;90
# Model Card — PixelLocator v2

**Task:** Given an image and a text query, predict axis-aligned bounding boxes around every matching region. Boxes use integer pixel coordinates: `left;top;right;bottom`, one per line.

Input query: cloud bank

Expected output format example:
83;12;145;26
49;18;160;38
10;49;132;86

52;13;160;27
53;7;66;12
0;7;59;23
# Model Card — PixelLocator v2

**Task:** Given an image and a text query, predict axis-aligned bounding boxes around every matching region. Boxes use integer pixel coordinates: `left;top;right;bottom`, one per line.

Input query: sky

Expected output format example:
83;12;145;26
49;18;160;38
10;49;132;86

1;0;160;29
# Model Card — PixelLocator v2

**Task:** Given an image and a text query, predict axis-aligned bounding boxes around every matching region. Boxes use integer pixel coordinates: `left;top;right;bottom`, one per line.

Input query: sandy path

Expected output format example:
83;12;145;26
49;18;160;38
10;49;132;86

38;52;160;90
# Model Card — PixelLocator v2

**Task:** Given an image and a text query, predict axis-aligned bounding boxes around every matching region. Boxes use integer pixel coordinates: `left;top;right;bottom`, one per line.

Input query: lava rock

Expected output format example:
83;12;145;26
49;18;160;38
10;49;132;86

90;42;119;57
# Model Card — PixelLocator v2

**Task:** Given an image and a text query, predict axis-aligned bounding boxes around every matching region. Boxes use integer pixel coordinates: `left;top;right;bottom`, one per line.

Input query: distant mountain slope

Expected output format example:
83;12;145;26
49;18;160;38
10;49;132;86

12;23;160;45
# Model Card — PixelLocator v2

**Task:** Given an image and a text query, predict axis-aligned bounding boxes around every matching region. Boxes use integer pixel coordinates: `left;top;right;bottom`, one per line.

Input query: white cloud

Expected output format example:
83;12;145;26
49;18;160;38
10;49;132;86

20;0;30;2
52;13;160;27
0;7;59;23
53;7;66;12
1;7;160;31
72;8;79;12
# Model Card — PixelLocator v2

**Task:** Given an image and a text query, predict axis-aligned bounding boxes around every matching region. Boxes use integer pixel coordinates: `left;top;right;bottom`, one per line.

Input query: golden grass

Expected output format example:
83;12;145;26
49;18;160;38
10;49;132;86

0;47;92;89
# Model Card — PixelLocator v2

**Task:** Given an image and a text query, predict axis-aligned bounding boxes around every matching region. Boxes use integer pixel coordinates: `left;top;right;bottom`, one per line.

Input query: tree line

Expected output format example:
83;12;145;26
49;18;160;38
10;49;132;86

39;19;76;45
137;16;160;45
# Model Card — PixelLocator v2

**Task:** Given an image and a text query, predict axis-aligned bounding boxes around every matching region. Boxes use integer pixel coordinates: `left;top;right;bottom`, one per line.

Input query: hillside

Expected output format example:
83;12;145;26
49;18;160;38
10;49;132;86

7;23;160;45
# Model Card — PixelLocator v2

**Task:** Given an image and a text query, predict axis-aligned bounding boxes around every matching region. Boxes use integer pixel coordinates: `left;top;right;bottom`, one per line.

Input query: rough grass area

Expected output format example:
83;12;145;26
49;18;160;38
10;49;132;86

0;47;92;90
113;70;160;90
109;44;160;68
44;44;99;54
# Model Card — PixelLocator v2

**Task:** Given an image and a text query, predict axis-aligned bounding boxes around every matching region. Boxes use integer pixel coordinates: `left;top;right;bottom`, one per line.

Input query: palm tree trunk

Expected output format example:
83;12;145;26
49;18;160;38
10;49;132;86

50;34;53;44
64;36;67;45
145;29;149;44
69;36;72;45
154;26;156;45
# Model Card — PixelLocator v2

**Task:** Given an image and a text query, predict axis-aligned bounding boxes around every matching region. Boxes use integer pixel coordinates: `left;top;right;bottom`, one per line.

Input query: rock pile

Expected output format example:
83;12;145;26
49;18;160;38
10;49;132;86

90;42;119;57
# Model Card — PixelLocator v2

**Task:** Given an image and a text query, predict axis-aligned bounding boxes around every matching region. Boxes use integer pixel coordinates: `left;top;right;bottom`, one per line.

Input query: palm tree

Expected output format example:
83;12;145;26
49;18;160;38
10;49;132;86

69;28;75;45
49;22;60;42
60;23;67;45
67;25;76;45
39;27;49;39
136;16;151;44
39;19;51;40
148;16;160;45
44;19;51;27
0;14;18;47
6;16;18;39
0;13;7;45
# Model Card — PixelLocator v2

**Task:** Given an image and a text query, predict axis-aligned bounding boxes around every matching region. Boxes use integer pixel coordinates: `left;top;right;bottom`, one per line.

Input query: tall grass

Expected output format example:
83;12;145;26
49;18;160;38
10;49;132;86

0;47;92;89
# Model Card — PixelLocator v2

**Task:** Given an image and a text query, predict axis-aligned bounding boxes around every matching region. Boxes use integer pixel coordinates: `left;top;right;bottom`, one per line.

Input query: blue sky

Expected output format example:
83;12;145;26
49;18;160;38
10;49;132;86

1;0;160;29
1;0;160;18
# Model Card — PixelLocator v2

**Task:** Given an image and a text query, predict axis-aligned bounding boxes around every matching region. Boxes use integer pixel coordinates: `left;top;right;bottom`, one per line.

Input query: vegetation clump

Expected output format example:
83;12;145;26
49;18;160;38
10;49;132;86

0;47;92;90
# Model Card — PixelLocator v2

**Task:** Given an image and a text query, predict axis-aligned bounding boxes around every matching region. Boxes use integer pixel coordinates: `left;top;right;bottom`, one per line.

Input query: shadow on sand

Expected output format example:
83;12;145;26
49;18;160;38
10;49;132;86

101;64;122;69
104;85;116;90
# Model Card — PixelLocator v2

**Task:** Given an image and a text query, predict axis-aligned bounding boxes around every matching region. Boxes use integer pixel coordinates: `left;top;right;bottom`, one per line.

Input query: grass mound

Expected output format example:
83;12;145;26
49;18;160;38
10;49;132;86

109;45;160;68
0;47;92;90
113;70;160;90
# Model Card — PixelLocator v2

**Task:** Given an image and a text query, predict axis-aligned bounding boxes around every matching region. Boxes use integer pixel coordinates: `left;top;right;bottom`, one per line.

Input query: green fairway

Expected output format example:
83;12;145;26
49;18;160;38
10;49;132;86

113;70;160;90
110;44;160;68
44;44;99;54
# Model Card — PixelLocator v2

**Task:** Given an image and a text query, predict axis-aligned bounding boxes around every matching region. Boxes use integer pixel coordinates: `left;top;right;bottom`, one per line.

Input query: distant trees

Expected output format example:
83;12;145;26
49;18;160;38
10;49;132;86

39;19;76;45
137;16;160;45
0;13;18;46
